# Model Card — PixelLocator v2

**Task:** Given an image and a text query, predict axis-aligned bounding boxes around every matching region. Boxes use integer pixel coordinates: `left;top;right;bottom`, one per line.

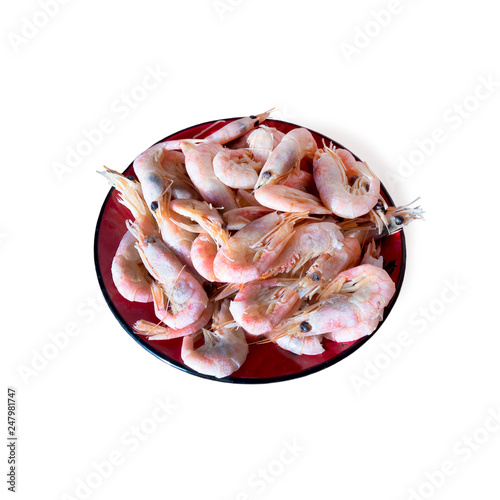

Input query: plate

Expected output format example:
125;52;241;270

94;118;406;383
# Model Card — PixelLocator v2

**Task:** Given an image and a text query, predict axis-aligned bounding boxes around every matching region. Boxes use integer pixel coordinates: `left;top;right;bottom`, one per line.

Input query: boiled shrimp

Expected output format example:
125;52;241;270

190;233;220;283
230;237;360;335
127;217;208;329
263;222;344;278
254;184;331;214
213;148;262;189
313;147;380;218
229;279;301;335
181;142;238;210
247;125;284;163
181;300;248;378
100;168;156;302
111;230;153;303
254;128;317;188
203;110;273;145
291;236;361;300
133;144;197;210
267;264;395;342
149;197;199;274
213;211;307;283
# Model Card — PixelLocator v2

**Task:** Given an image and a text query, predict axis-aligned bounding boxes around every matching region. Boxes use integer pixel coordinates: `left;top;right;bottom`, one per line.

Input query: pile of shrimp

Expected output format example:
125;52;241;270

99;109;424;379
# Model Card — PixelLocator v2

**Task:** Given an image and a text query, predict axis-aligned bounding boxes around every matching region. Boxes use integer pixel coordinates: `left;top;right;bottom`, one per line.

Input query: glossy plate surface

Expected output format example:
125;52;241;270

94;118;406;383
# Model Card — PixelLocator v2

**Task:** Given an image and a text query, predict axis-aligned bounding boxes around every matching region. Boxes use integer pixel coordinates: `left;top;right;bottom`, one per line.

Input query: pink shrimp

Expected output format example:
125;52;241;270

127;217;208;329
181;300;248;378
247;125;285;163
190;233;220;282
263;222;344;278
254;185;331;214
203;110;273;145
213;211;307;283
254;128;317;188
111;230;153;303
213;149;263;189
133;144;197;210
229;279;301;335
268;264;395;342
133;301;214;340
229;236;361;336
150;198;198;272
181;142;238;211
313;147;380;218
99;167;155;302
291;236;361;300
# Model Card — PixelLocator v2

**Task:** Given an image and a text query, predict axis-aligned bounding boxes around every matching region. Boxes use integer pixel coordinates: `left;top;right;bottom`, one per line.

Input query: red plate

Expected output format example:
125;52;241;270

94;118;406;383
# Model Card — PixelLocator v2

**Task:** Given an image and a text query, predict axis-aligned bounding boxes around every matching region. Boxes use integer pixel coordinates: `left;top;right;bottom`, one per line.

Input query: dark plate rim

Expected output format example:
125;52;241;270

94;117;407;384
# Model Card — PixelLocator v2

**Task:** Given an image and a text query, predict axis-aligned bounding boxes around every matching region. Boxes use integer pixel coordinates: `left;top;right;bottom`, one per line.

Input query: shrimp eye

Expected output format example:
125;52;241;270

150;201;159;211
145;236;156;244
127;175;136;181
262;171;272;179
250;115;257;119
395;215;404;225
311;272;320;281
254;120;259;127
300;321;312;332
374;202;384;210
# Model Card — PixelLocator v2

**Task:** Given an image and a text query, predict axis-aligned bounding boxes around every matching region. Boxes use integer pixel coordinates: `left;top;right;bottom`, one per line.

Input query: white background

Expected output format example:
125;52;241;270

2;0;499;499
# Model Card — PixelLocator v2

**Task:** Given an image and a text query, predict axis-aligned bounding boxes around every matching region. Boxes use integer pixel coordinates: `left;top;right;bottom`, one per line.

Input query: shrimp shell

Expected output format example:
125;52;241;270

181;300;248;378
313;147;380;218
111;230;153;303
181;142;238;211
